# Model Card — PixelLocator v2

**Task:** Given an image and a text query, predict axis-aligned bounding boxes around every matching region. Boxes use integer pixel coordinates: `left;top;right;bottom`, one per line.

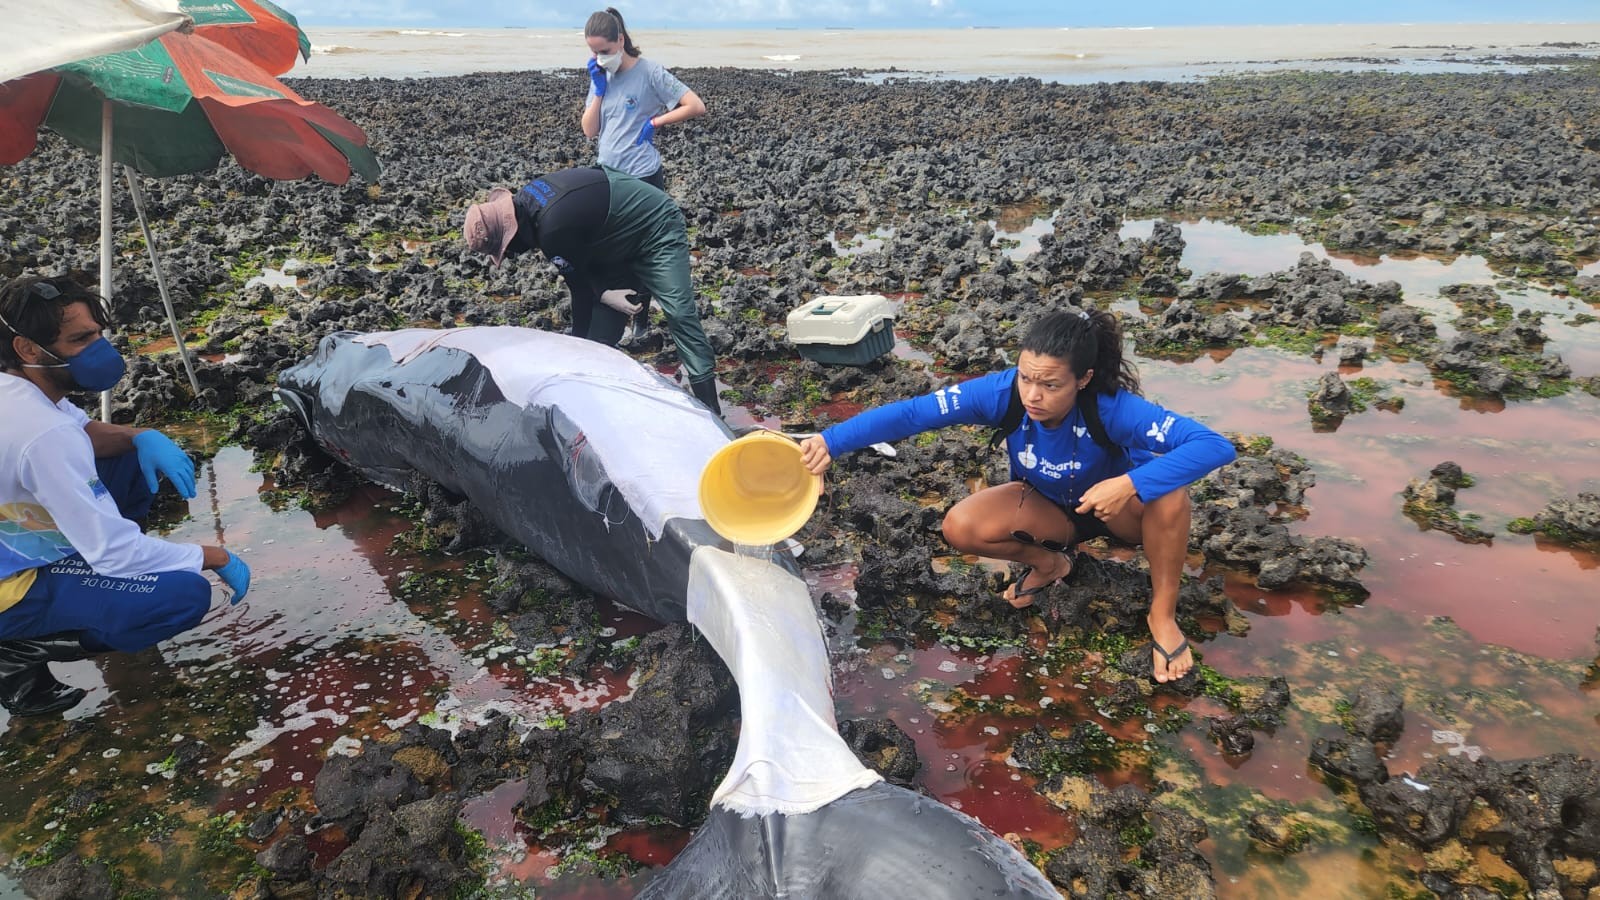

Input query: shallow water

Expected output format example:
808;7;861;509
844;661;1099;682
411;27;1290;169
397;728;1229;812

2;215;1597;896
1119;216;1600;376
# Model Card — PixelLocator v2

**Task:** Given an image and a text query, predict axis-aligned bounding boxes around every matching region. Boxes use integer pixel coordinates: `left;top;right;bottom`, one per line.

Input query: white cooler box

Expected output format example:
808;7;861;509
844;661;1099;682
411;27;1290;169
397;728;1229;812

785;294;896;366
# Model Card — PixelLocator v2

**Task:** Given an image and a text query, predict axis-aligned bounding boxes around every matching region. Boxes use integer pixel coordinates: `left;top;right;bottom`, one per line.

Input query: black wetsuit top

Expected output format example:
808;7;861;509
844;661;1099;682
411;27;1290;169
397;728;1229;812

507;167;611;267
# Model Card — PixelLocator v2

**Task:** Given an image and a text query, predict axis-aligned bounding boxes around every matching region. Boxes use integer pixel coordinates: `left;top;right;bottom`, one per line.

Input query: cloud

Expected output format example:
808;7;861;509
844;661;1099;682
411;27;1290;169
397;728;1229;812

292;0;440;23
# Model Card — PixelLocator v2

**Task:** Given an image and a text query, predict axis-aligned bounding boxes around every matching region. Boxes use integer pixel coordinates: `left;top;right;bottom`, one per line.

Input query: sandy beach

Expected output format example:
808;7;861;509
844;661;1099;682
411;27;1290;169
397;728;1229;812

302;21;1600;80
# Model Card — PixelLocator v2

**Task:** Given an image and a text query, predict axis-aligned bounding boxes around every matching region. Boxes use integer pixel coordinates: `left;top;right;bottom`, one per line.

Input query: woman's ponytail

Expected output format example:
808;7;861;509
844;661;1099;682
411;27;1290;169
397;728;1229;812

584;8;642;56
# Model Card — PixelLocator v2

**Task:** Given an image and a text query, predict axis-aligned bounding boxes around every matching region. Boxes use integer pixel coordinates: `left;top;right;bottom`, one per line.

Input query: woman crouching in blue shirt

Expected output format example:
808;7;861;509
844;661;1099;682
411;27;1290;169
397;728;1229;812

799;308;1235;683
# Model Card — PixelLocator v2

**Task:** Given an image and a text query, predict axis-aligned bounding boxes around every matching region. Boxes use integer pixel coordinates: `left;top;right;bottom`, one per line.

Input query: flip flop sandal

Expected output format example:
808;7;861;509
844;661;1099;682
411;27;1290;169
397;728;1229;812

1151;638;1192;681
1003;565;1063;609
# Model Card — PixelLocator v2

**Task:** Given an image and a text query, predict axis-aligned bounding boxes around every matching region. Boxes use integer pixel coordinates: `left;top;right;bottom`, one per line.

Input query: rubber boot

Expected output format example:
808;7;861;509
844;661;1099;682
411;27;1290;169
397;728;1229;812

0;636;91;717
689;377;722;417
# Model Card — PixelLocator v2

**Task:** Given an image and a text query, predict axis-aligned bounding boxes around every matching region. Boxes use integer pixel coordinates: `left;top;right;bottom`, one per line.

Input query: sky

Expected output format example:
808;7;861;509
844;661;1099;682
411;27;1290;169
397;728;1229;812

288;1;1600;29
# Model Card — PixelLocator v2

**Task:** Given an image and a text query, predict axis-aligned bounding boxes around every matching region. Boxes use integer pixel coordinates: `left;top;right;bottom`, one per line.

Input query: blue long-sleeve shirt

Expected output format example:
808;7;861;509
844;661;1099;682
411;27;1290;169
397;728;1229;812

820;369;1236;510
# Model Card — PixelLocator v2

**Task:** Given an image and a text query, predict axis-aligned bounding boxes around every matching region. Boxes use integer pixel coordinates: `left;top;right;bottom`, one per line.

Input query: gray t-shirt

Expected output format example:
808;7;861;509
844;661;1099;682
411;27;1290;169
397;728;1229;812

589;57;689;178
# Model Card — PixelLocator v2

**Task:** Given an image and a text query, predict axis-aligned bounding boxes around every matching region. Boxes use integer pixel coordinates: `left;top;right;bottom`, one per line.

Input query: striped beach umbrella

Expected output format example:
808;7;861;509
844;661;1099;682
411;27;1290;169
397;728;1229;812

0;27;376;181
0;1;377;411
177;0;313;77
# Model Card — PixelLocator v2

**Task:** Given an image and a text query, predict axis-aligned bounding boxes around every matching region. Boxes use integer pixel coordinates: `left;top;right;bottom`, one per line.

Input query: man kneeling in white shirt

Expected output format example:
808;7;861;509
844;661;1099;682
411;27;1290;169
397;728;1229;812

0;275;250;718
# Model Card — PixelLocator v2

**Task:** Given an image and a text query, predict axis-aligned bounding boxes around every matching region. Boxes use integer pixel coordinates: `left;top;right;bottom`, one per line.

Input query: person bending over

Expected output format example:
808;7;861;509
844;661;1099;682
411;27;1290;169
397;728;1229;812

464;166;721;414
0;275;250;717
800;308;1234;683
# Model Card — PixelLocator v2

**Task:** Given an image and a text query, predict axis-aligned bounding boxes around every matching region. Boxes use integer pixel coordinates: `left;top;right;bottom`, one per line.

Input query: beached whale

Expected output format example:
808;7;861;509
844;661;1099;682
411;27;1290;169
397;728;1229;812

276;327;1057;898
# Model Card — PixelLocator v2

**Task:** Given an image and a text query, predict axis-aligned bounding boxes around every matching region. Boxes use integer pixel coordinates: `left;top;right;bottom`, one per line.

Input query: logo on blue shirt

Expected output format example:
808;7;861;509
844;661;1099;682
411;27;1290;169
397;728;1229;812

1147;415;1175;444
1017;443;1081;478
934;384;962;415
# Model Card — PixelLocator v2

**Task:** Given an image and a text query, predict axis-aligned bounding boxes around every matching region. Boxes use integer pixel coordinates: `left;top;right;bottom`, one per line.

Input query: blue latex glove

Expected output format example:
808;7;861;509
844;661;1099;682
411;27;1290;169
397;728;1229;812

131;429;196;498
217;551;251;605
587;58;607;97
634;117;656;147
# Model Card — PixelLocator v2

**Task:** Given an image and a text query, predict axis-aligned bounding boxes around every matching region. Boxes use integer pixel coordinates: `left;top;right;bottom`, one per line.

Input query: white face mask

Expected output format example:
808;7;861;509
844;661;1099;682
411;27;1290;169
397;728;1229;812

596;51;622;76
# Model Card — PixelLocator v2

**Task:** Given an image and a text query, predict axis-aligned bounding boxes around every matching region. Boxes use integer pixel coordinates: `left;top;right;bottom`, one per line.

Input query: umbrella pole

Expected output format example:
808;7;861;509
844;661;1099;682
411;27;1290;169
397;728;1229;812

99;100;114;422
126;171;202;398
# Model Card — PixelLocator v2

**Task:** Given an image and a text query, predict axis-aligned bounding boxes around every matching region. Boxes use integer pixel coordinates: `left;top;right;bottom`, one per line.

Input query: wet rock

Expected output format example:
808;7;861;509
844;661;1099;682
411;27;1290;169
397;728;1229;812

1257;535;1370;596
1348;685;1406;744
1241;676;1292;729
449;712;528;794
1192;441;1369;595
838;717;920;786
1377;305;1438;346
246;411;355;504
1200;439;1318;511
1357;753;1600;894
18;853;116;900
318;793;473;898
514;724;590;830
1039;773;1109;815
1207;715;1255;755
1147;220;1187;258
1403;461;1494;544
1140;272;1179;296
1263;255;1368;330
1442;283;1513;328
1096;675;1155;721
1042;824;1123;899
1419;869;1517;900
1358;767;1475;850
1337;340;1369;366
1244;811;1311;853
1040;782;1215;898
1046;552;1233;650
1430;327;1571;399
577;622;738;825
256;830;313;880
310;725;452;836
400;472;507;554
1308;371;1354;425
1427;460;1472;490
1142;298;1252;351
1511;491;1600;546
1011;722;1122;776
1113;641;1201;696
1177;271;1256;303
1200;500;1369;597
486;551;584;615
1310;735;1389;787
247;807;285;843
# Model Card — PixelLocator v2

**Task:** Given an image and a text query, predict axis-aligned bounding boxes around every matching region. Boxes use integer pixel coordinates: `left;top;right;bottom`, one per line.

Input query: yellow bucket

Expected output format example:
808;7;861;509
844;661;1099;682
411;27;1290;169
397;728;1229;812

698;431;822;545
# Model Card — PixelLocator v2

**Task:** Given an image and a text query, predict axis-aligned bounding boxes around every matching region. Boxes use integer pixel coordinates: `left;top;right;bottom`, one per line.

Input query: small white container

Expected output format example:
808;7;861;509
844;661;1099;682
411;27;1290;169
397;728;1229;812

785;294;897;365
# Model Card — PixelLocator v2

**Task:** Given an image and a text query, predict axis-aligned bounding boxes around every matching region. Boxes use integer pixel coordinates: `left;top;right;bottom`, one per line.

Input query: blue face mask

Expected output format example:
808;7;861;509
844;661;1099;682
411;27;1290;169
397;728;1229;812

33;337;128;393
1;286;126;393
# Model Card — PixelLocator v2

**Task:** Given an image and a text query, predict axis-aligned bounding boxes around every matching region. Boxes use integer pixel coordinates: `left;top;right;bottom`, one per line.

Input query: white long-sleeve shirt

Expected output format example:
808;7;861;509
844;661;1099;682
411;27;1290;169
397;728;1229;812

0;373;201;611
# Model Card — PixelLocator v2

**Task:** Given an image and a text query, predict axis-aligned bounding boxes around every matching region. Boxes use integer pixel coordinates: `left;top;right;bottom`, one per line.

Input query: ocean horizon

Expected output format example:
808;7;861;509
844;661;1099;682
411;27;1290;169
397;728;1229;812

295;21;1600;81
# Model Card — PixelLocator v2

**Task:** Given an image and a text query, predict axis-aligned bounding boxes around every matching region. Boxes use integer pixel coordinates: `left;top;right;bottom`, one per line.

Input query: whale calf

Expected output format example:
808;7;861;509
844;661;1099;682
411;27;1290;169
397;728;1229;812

277;327;1057;898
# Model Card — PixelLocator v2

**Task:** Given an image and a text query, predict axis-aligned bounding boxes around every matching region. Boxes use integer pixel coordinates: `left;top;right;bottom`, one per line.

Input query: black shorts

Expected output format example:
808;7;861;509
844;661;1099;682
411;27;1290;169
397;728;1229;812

1018;479;1115;546
1066;507;1115;544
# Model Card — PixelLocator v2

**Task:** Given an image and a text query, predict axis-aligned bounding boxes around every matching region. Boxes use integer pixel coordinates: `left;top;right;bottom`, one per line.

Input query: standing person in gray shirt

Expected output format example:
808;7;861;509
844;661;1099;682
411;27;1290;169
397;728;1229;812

581;7;706;191
581;8;706;346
